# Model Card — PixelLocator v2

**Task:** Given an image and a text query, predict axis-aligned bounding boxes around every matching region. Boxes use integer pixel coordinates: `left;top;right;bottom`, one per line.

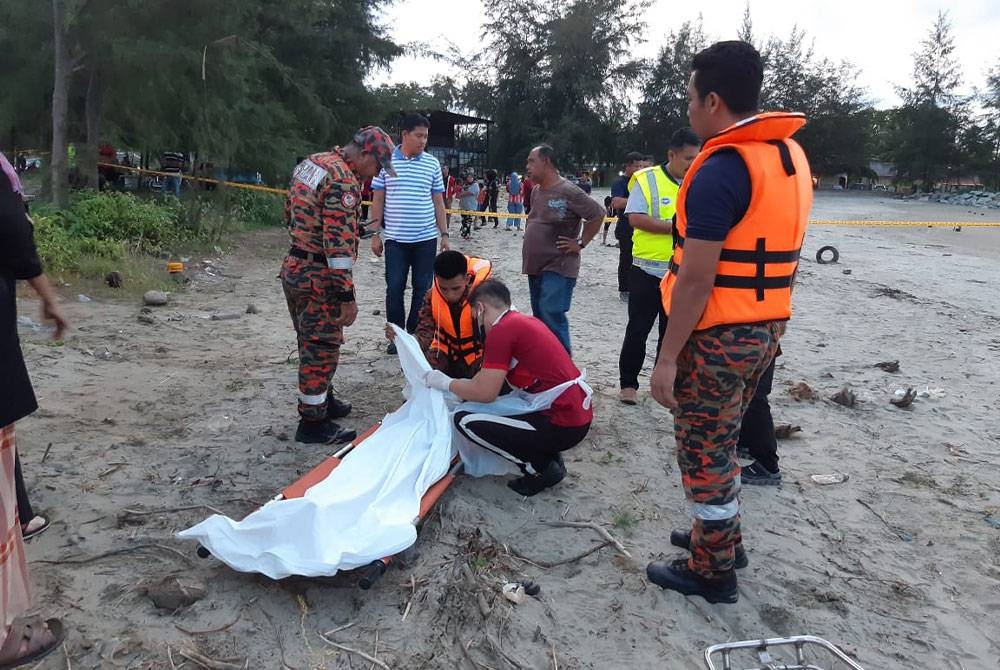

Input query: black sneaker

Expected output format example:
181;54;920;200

295;418;357;445
646;559;738;604
742;461;782;486
326;396;352;419
669;530;748;569
386;341;397;355
508;454;566;497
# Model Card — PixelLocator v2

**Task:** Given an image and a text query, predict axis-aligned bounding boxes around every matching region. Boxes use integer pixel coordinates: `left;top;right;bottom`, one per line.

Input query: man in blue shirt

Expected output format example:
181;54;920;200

370;114;450;354
611;152;647;302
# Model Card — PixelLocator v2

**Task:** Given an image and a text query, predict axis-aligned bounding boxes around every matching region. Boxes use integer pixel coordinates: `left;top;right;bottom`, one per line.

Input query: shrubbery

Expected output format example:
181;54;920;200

31;188;285;274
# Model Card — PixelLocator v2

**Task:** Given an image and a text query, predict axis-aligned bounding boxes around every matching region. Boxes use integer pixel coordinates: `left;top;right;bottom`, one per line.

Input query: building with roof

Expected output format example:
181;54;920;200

385;110;493;173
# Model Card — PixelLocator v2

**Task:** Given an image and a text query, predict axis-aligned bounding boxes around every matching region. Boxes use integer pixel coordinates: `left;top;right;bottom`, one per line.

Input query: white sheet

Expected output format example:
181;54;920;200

176;327;455;579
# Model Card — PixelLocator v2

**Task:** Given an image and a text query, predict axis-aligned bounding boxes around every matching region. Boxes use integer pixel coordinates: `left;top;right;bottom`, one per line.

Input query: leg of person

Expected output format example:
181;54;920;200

0;425;64;668
527;274;542;319
617;267;661;404
646;324;778;603
13;452;48;541
283;269;355;444
602;222;609;245
739;357;781;483
617;234;633;300
383;240;410;354
512;203;524;230
453;411;589;496
489;194;499;227
407;238;437;334
536;271;576;355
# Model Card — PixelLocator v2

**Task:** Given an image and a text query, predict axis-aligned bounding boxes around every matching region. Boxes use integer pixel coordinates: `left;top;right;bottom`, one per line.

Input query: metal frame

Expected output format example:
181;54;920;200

704;636;866;670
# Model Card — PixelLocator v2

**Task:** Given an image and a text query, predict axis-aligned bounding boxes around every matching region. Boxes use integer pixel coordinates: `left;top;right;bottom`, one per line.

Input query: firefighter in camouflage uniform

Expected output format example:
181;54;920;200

281;126;396;444
648;42;811;603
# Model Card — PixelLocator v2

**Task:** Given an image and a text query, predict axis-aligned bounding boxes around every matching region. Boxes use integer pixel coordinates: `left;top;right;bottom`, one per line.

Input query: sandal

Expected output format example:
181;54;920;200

21;516;50;542
0;617;65;669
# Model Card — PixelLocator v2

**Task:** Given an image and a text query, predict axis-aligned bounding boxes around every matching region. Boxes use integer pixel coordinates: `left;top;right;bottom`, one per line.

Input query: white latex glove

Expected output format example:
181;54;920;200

424;370;454;392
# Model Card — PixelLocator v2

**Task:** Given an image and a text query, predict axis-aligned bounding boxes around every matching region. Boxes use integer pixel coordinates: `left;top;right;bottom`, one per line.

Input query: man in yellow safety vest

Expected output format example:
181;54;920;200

617;128;700;405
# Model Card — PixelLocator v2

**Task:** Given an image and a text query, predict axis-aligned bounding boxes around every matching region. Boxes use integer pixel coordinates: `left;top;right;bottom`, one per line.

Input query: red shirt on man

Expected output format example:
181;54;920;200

481;311;592;427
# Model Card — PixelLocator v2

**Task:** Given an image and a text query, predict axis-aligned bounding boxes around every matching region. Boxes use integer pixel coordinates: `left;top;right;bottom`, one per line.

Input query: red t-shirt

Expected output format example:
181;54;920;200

481;311;592;427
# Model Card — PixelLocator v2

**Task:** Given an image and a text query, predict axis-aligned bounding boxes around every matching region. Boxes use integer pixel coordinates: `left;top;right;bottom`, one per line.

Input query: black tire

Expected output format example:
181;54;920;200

816;245;839;264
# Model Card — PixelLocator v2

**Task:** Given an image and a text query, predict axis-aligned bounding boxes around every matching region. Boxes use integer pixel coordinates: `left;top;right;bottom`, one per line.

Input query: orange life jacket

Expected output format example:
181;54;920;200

661;112;813;331
429;256;493;366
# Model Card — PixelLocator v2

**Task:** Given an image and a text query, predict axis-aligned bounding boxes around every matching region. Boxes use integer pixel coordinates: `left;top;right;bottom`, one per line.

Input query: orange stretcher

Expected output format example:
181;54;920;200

197;420;464;589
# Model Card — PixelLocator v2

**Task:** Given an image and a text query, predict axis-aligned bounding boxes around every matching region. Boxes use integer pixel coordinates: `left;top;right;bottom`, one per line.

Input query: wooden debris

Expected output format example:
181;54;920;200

541;521;631;559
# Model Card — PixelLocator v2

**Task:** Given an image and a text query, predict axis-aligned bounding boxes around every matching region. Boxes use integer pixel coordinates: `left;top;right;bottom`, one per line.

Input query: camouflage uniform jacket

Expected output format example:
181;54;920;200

285;149;361;297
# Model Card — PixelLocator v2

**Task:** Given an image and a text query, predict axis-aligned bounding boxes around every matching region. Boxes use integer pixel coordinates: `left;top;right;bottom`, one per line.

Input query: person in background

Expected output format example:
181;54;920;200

369;113;450;355
737;349;782;484
484;169;500;228
521;174;535;217
445;165;462;226
457;170;480;239
611;152;647;302
521;144;606;354
505;171;524;232
0;150;68;668
578;174;592;195
602;196;614;246
618;128;700;406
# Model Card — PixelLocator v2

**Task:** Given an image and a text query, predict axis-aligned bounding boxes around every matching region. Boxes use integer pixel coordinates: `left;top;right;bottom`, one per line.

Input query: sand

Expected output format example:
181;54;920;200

13;191;1000;668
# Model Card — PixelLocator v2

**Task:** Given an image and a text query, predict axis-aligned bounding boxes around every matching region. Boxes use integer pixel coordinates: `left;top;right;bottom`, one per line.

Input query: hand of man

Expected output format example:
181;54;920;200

440;234;450;251
555;236;583;255
384;323;396;341
371;235;384;258
335;301;358;327
424;369;454;392
649;358;679;411
42;298;69;340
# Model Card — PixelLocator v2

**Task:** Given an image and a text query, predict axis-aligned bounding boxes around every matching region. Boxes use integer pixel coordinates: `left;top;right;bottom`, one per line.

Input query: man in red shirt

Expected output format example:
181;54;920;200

424;279;592;496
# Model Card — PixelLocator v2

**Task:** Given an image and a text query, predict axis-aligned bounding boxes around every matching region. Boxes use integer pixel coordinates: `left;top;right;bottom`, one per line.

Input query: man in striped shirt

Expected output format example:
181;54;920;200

370;113;450;354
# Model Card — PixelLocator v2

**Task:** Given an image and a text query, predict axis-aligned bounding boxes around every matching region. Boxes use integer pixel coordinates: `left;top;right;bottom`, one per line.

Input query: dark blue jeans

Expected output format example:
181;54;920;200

385;238;437;333
528;271;576;354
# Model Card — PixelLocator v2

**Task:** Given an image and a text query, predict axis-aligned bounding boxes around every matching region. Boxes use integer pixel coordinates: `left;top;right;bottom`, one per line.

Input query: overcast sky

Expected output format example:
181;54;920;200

369;0;1000;109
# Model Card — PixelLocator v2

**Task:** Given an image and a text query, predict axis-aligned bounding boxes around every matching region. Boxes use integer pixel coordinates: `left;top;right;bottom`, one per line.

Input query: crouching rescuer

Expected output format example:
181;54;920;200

422;279;593;497
389;250;493;379
281;126;397;444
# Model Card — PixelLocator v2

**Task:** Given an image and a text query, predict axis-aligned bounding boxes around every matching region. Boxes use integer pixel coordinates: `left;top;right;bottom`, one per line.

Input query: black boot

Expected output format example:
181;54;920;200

295;418;357;445
508;455;566;497
646;559;738;604
669;530;748;569
326;396;352;419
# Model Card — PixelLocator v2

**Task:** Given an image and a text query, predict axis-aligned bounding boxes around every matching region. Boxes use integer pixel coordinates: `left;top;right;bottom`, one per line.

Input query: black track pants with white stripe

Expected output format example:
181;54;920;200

453;410;590;474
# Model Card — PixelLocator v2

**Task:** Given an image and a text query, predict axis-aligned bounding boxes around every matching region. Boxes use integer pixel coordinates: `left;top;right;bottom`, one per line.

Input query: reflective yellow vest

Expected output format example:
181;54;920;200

627;165;679;264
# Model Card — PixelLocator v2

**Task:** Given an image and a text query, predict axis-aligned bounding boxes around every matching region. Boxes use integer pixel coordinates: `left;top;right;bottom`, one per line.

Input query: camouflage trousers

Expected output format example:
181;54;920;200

280;257;345;421
674;321;782;576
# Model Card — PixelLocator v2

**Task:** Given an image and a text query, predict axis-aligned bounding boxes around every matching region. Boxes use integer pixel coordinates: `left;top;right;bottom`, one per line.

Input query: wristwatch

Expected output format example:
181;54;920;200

576;238;586;249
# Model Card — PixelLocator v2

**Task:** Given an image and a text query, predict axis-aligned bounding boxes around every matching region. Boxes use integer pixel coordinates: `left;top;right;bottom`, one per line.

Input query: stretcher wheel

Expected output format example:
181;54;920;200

196;545;211;559
358;560;387;590
816;245;839;264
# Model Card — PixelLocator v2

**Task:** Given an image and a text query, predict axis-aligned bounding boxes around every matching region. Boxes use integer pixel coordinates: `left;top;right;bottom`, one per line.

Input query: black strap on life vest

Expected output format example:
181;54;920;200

670;234;800;301
766;140;797;177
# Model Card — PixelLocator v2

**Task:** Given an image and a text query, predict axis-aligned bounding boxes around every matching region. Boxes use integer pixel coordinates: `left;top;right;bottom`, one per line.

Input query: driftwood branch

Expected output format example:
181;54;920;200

317;632;390;669
177;647;248;669
460;563;492;618
510;540;612;568
541;521;631;559
34;543;192;566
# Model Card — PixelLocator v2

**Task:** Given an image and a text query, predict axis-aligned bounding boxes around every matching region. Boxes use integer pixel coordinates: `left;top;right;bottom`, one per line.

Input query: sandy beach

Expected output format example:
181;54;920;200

13;190;1000;668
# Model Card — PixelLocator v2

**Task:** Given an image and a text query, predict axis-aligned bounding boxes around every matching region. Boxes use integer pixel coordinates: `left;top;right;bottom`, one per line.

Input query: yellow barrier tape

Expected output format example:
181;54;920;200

98;162;288;194
808;219;1000;228
97;164;1000;227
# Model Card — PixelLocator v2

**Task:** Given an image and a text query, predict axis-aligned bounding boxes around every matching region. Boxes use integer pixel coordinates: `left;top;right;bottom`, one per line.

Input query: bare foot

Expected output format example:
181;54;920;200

619;388;638;405
0;617;64;668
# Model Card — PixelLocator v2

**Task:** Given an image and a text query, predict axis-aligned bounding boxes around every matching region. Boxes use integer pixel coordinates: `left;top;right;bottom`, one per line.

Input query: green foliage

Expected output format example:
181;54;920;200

60;191;181;253
233;190;285;229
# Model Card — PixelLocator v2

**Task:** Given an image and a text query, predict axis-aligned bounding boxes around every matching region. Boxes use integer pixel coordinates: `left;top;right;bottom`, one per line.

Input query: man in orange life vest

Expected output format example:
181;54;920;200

647;41;812;603
387;250;492;378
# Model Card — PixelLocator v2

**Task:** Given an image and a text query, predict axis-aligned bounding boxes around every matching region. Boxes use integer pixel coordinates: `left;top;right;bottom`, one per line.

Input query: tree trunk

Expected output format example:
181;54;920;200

83;64;102;189
50;0;70;208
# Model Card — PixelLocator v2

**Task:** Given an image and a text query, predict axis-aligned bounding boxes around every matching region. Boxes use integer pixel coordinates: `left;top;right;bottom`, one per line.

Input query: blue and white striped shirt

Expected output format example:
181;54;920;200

371;147;444;243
